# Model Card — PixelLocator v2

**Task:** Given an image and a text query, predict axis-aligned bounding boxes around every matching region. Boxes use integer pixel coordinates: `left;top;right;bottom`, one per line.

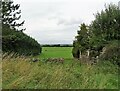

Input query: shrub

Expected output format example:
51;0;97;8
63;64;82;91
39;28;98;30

99;41;120;66
72;47;80;58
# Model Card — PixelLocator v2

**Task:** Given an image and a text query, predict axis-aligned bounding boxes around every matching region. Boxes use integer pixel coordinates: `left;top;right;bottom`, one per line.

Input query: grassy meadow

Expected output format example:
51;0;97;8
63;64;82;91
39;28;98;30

2;47;119;89
39;47;73;59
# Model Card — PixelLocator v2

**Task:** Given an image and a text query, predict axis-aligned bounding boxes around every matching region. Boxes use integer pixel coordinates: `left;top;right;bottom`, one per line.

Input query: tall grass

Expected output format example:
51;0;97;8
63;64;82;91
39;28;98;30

2;54;119;89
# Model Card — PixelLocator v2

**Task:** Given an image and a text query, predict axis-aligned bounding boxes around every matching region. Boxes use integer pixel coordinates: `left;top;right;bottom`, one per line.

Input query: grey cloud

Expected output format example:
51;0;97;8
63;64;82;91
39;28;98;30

57;18;82;25
20;2;64;20
24;25;78;44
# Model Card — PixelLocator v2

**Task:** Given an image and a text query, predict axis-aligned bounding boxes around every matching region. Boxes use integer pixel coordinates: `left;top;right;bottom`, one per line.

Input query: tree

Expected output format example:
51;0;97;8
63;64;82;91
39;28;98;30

89;4;120;66
91;4;120;41
88;4;120;58
72;23;89;58
2;1;25;32
76;23;89;51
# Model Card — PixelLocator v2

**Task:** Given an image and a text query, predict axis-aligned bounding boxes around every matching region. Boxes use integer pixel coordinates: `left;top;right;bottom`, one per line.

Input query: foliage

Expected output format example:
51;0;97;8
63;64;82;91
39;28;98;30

2;1;42;55
72;3;120;67
75;23;89;51
2;1;25;31
72;40;80;58
91;4;120;41
72;23;89;58
2;30;42;55
89;4;120;60
99;41;120;66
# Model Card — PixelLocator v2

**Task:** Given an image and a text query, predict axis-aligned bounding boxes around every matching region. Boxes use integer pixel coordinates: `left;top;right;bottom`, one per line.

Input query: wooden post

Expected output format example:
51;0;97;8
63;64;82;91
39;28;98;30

80;51;82;58
87;50;90;58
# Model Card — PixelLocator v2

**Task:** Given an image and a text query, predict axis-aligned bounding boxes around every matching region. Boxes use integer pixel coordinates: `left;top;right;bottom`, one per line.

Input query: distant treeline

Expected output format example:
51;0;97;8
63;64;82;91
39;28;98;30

42;44;73;47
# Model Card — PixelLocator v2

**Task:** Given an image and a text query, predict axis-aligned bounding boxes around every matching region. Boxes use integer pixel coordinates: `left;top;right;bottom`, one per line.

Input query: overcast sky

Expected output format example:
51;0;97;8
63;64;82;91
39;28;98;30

14;0;119;44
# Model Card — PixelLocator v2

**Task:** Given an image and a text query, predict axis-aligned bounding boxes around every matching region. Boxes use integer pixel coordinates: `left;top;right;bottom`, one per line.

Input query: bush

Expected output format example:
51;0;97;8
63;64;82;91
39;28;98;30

99;41;120;66
72;47;80;58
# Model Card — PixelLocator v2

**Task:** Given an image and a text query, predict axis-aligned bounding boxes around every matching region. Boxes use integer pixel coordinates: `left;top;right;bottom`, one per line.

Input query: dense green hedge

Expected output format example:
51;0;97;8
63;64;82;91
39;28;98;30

2;28;42;56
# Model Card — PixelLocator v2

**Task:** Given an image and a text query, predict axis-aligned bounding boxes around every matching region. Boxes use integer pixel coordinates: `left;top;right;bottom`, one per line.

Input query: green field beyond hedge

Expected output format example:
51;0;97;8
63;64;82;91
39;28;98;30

39;47;73;59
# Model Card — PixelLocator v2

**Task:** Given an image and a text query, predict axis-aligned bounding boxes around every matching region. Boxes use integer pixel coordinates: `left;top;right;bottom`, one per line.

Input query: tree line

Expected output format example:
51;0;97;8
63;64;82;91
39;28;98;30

42;44;73;47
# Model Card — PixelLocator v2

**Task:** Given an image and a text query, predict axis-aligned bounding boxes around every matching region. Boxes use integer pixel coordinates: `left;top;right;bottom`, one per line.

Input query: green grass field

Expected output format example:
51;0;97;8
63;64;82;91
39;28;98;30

2;47;119;89
39;47;73;59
